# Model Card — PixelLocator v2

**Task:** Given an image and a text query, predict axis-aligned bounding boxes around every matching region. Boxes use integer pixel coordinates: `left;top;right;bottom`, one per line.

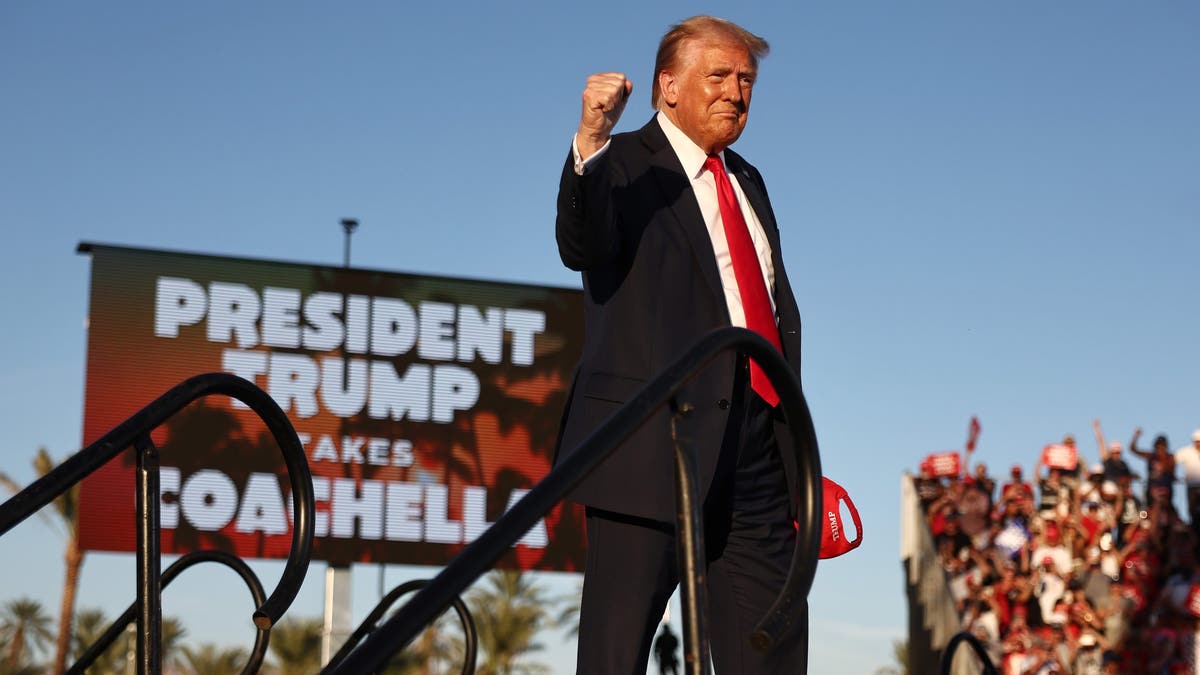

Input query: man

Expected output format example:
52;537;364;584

555;15;811;674
1130;428;1176;505
1174;429;1200;534
1092;419;1132;484
1000;464;1034;516
653;623;681;675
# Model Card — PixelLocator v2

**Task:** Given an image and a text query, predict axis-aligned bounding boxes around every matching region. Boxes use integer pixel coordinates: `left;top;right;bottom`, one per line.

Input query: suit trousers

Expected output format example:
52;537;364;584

575;374;807;674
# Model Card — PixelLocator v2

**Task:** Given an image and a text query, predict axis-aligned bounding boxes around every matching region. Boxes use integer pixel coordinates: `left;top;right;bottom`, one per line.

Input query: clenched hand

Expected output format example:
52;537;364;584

577;72;632;158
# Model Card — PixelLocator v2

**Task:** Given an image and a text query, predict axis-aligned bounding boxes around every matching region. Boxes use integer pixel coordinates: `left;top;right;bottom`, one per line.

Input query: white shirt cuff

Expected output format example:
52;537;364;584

572;134;611;175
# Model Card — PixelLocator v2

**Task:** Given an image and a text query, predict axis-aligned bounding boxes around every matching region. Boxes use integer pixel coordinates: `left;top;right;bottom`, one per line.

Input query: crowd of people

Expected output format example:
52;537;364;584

916;422;1200;674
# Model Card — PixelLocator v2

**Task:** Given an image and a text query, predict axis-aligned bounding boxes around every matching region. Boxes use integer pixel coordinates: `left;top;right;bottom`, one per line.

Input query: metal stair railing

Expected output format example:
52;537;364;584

941;631;1000;675
325;327;823;675
0;373;315;675
68;550;271;675
326;578;478;674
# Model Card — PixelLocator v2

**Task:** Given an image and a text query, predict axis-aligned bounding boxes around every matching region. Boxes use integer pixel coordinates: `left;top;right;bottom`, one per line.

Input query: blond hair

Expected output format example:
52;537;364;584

651;16;770;109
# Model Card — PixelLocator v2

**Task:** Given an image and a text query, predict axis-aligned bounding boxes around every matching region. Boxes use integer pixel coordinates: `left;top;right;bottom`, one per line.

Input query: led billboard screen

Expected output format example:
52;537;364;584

77;243;585;570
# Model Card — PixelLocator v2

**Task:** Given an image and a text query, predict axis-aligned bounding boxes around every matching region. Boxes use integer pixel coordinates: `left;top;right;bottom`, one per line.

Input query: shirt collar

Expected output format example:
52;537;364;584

656;110;724;180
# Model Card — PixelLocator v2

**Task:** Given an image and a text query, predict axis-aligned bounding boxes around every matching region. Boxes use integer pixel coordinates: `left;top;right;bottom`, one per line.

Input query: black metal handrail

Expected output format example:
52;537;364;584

327;578;478;674
941;631;1000;675
324;327;822;674
68;550;271;675
0;373;315;674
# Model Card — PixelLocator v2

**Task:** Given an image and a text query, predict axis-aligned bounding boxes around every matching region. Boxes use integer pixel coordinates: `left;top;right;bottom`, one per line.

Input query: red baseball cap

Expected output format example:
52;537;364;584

794;477;864;560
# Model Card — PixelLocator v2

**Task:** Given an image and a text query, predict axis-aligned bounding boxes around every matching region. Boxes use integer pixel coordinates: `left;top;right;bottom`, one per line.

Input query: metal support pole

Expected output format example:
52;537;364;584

134;435;162;675
322;564;353;665
671;404;710;675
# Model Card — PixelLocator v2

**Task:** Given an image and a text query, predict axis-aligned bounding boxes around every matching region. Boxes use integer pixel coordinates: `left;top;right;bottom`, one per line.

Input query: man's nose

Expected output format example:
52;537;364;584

723;77;744;104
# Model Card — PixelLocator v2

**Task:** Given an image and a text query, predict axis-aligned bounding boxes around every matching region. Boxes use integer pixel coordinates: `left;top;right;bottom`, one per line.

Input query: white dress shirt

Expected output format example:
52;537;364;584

571;111;777;330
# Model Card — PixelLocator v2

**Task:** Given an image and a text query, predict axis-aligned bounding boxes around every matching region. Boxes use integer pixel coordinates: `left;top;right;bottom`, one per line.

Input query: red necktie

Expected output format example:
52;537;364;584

704;154;783;407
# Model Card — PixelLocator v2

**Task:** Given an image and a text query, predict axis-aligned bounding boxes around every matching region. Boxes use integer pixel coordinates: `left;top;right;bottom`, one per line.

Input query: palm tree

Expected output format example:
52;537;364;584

161;616;188;673
70;608;123;673
467;571;556;675
268;616;322;674
554;580;583;638
874;639;909;675
0;597;54;672
68;610;186;674
0;447;85;674
178;643;248;675
379;614;464;675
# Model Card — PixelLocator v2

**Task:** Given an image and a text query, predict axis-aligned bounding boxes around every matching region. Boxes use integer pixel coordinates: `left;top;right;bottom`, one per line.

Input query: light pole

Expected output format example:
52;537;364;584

323;217;359;666
340;218;359;268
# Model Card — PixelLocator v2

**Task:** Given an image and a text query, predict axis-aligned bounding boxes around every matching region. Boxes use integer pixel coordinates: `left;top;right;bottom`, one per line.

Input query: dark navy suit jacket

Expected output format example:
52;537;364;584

554;116;806;523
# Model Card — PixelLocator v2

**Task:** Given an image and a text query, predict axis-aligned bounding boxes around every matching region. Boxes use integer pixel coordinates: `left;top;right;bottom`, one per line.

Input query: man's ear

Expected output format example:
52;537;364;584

658;70;678;106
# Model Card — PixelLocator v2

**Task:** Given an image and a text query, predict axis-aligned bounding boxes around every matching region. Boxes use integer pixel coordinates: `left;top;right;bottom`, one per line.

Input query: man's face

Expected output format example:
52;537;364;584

659;36;756;153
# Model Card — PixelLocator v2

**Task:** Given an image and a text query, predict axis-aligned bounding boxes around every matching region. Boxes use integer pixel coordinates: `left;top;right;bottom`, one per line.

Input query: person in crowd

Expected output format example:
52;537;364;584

1074;548;1113;613
927;483;962;537
958;470;993;543
1174;429;1200;537
1130;427;1177;506
1034;556;1068;626
1001;465;1035;518
1093;419;1133;484
1072;630;1105;675
1114;477;1143;546
1032;521;1073;578
914;465;944;508
938;514;973;563
1038;468;1070;521
966;461;997;507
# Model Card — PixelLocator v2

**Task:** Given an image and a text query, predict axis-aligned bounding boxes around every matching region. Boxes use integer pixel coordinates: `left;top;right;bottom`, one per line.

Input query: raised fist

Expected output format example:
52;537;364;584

577;72;632;157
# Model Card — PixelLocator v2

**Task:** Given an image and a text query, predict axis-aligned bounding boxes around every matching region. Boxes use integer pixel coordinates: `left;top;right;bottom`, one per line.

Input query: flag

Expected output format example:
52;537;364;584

995;520;1029;558
966;416;982;453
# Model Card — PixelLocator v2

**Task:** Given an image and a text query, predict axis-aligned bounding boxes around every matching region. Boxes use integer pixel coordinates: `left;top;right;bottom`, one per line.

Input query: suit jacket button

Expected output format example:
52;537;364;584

717;399;730;410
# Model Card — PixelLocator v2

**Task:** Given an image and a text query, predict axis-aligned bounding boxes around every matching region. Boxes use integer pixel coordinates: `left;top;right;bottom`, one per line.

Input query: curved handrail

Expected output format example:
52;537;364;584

324;327;822;673
941;631;1000;675
326;579;477;674
0;372;315;629
68;550;271;675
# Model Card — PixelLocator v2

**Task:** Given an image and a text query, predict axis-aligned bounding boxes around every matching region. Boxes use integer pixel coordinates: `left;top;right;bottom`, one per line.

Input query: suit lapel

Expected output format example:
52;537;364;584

727;152;803;370
726;152;783;258
639;119;726;306
728;153;787;291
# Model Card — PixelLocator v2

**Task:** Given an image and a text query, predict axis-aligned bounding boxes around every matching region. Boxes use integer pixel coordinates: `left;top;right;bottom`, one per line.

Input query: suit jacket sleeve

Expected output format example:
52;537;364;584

555;148;622;271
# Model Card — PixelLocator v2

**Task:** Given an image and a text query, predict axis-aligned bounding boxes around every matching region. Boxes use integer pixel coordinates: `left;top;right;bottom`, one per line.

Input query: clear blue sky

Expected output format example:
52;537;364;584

2;2;1197;672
